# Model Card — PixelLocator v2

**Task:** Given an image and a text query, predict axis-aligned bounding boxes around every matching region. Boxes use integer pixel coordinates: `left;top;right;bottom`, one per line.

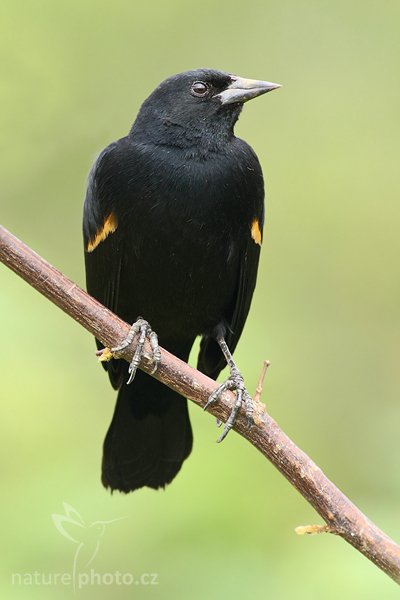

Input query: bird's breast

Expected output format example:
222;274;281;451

115;142;261;337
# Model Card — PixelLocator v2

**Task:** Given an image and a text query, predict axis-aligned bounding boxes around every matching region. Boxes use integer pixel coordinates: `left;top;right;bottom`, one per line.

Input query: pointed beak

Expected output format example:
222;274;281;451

216;76;281;105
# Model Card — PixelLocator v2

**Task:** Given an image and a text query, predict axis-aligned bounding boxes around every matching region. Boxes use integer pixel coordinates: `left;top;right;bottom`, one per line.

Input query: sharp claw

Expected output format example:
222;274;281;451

203;396;215;411
126;371;135;385
127;356;140;384
204;389;221;411
149;358;160;375
149;348;161;375
205;364;255;441
108;317;161;384
217;429;229;443
204;379;236;412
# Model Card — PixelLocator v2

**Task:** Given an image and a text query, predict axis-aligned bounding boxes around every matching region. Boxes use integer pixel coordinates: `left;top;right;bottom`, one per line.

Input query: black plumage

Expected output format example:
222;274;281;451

83;68;279;493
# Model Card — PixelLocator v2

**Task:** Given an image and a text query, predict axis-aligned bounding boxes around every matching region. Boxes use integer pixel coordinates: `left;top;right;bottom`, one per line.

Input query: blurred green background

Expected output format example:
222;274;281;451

1;0;399;598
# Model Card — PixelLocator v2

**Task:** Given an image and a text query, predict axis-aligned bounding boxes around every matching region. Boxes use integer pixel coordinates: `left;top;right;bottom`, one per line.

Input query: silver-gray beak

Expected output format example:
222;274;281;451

216;76;281;105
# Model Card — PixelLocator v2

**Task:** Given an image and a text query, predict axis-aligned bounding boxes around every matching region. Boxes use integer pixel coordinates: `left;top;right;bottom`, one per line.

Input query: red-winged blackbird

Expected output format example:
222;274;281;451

83;69;280;493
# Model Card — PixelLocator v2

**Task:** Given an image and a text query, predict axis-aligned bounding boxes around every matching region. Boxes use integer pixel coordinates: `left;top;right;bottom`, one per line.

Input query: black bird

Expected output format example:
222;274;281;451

83;68;280;493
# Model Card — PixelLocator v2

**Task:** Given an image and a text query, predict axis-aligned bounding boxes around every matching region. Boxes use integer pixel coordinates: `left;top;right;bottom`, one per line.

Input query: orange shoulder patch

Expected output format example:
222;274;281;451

250;218;262;246
87;212;118;252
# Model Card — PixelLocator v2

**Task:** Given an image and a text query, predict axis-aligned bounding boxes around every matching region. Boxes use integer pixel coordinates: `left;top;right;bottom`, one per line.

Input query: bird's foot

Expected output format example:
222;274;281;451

204;365;254;443
111;317;161;384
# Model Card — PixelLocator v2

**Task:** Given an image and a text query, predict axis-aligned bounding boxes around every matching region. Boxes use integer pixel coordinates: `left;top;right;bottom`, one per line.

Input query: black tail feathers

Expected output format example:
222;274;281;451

102;369;192;493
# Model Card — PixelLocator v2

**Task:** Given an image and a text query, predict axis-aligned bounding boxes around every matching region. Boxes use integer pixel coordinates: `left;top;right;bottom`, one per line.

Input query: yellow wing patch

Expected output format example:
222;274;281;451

250;218;262;246
87;212;118;252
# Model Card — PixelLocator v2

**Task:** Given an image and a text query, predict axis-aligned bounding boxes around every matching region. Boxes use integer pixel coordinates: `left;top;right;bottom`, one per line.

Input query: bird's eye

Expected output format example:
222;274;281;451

191;81;209;97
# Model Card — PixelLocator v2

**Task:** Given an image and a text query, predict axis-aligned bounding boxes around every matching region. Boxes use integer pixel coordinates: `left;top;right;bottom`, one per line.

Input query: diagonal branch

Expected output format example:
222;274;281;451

0;223;399;584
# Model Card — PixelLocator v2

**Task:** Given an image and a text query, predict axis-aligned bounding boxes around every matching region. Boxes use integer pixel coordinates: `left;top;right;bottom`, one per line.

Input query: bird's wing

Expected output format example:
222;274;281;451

197;154;264;380
197;228;263;380
83;142;127;390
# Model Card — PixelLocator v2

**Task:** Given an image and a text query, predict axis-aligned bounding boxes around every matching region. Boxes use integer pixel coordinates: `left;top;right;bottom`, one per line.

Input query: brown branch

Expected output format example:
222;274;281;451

1;223;399;584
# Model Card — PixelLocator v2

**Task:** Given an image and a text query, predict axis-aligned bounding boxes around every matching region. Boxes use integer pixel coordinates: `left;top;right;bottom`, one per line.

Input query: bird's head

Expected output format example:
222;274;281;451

131;68;280;150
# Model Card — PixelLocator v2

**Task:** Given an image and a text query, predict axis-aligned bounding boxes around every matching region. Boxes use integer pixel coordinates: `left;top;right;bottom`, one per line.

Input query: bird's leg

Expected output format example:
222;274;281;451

111;317;161;384
204;336;254;442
